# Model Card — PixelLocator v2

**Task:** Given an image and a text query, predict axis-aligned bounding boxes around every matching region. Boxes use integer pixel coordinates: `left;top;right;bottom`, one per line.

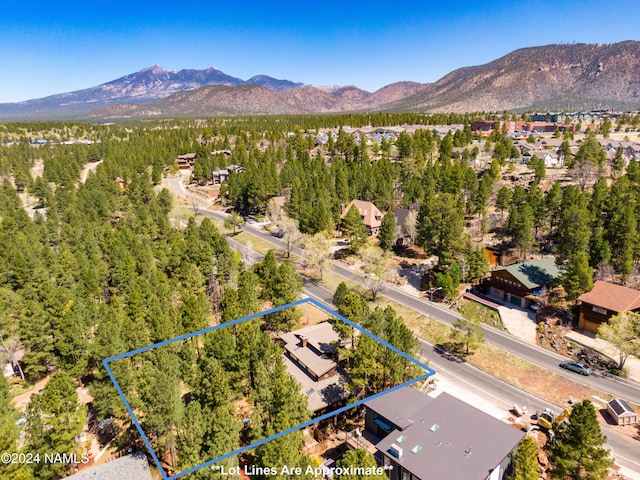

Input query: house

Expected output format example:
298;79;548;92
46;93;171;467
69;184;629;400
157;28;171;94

607;398;637;425
65;452;152;480
470;121;500;136
393;208;414;247
340;200;383;235
211;164;245;185
484;257;561;309
364;387;525;480
530;150;562;167
176;153;197;169
313;134;329;146
484;246;517;269
211;149;232;156
577;280;640;333
279;322;350;413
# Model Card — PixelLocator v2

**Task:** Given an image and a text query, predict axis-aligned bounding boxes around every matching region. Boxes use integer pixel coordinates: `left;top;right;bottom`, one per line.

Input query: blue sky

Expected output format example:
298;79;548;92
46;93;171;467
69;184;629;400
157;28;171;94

1;0;639;103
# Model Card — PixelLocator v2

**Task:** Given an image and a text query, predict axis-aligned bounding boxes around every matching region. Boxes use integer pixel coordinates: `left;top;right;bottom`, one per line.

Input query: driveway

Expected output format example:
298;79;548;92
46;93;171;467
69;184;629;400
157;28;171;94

497;305;537;343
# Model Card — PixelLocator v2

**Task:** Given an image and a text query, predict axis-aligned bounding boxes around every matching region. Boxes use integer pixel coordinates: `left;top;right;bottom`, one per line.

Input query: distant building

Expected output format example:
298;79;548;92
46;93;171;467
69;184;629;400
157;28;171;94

577;280;640;334
211;164;245;185
176;153;197;169
470;121;500;136
340;200;383;235
313;134;329;146
363;387;525;480
279;322;350;413
484;257;561;309
529;150;562;167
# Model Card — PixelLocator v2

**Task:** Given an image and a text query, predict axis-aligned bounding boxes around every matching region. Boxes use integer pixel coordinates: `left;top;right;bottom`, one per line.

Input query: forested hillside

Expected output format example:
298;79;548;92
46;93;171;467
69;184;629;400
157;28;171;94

0;115;426;478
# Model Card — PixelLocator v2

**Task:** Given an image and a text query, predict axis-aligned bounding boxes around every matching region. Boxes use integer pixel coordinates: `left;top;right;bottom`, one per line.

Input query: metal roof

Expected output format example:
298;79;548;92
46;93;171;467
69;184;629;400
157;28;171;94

365;386;433;431
375;392;525;480
495;257;561;290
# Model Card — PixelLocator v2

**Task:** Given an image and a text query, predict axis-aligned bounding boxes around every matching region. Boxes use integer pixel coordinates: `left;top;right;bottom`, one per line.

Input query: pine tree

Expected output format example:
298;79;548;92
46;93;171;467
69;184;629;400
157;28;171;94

547;400;612;480
378;211;397;251
0;374;27;480
337;449;388;480
25;371;87;478
333;282;350;309
341;204;367;252
509;437;539;480
266;260;303;332
453;306;485;356
562;251;594;301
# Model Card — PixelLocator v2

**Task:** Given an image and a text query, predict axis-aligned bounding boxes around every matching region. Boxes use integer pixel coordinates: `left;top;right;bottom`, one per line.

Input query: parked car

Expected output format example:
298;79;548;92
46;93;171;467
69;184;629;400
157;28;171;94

560;361;592;376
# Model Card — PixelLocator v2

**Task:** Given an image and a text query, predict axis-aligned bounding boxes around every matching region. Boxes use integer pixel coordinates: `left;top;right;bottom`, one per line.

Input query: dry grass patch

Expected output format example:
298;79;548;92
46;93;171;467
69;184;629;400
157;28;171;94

232;231;280;256
297;302;332;327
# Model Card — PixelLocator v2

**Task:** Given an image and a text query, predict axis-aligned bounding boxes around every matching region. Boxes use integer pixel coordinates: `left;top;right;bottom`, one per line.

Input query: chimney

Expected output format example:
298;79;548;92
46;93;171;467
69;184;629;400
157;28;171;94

299;334;308;348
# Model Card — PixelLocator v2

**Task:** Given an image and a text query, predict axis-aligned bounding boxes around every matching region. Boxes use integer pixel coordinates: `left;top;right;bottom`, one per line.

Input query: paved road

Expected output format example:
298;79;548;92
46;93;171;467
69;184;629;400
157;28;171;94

303;279;640;473
166;178;640;404
166;178;640;470
225;211;640;405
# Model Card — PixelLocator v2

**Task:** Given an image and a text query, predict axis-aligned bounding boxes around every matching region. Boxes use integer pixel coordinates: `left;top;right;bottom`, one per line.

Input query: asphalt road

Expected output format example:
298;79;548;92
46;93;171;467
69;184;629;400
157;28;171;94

166;179;640;403
223;211;640;405
166;178;640;472
302;279;640;473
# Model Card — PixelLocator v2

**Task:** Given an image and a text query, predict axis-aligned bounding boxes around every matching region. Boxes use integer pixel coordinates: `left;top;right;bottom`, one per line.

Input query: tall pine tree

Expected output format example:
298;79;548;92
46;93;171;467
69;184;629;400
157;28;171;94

547;400;612;480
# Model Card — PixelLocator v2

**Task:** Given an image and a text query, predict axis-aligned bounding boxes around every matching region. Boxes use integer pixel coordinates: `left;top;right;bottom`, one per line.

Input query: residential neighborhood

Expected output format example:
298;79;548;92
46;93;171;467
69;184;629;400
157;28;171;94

2;106;640;480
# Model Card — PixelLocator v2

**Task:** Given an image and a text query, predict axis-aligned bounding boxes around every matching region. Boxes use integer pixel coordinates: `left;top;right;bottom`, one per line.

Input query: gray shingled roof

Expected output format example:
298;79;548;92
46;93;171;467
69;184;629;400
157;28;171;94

375;392;525;480
65;452;152;480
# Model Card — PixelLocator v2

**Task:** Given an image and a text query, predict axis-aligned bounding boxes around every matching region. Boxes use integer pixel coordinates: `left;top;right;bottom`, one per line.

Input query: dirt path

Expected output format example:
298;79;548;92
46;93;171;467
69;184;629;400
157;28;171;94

80;160;103;183
11;375;52;412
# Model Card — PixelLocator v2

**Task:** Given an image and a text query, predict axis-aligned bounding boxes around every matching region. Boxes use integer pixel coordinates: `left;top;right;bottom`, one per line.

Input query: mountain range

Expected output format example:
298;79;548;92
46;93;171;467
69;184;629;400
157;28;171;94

1;41;639;120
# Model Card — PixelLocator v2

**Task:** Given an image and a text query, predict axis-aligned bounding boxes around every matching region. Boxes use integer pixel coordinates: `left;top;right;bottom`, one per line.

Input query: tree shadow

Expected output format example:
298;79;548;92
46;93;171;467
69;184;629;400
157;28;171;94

434;343;466;363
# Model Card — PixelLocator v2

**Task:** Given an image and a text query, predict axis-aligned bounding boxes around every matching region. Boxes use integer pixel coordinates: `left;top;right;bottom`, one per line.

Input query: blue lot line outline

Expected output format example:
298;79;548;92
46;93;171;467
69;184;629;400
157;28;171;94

103;297;436;480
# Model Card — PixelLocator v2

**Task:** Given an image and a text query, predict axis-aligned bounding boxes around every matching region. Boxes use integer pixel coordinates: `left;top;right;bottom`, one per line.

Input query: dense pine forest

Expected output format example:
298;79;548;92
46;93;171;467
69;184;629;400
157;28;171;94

0;112;639;478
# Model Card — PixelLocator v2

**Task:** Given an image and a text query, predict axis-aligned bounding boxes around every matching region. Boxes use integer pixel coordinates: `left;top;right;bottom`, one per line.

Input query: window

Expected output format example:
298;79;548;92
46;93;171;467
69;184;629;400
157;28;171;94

592;305;607;315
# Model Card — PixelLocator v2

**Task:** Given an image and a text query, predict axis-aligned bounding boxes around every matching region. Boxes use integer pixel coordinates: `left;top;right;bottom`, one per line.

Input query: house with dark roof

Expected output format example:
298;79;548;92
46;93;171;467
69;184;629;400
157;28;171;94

577;280;640;334
279;322;350;413
211;164;245;185
363;387;525;480
484;257;561;309
176;153;197;169
393;208;415;247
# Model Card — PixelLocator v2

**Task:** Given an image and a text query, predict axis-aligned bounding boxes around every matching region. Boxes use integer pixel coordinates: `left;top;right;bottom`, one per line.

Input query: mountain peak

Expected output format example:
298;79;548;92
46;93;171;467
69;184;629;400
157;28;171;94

140;64;166;73
245;75;304;91
2;41;639;120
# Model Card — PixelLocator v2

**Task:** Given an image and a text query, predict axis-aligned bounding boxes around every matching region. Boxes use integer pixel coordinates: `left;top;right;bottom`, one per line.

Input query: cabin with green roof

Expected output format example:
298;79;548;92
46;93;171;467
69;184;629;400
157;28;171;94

484;256;561;309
